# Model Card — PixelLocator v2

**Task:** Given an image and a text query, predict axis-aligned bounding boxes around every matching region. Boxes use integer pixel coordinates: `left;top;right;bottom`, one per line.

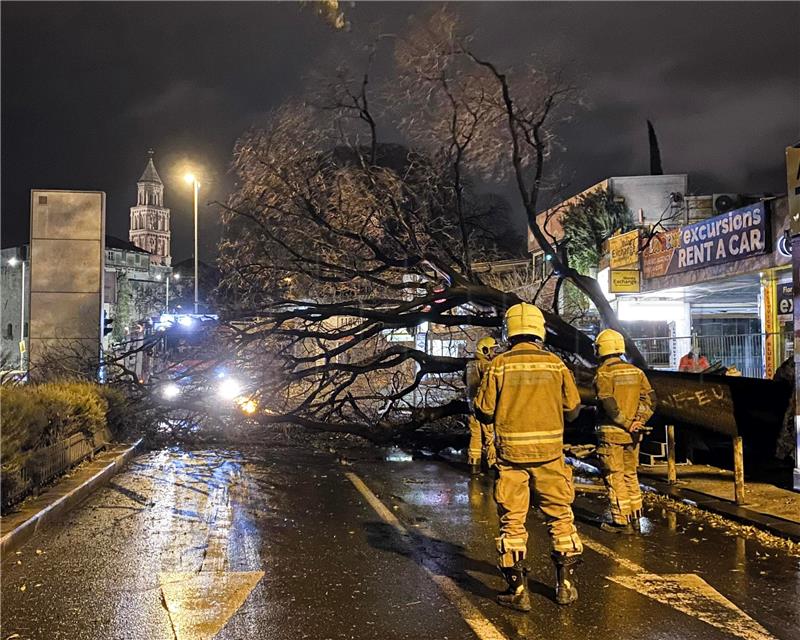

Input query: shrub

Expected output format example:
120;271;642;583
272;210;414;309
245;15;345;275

96;385;132;436
1;382;114;465
34;382;108;445
1;381;135;510
0;387;49;463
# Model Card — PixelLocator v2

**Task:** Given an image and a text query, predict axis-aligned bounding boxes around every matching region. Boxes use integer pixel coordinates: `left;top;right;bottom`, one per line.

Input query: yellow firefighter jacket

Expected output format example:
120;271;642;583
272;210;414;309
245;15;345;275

475;342;581;463
594;357;656;445
465;354;492;400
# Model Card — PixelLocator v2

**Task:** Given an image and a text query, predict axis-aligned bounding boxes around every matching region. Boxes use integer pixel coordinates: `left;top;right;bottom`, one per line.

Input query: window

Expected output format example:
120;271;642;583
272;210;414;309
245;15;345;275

533;253;544;281
38;195;47;205
5;324;13;339
23;322;28;338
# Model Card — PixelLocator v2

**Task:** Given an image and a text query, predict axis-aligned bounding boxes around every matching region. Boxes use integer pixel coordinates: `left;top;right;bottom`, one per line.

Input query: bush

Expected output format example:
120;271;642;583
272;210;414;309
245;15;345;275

2;381;131;510
1;381;118;470
33;382;108;445
96;385;132;436
1;387;48;468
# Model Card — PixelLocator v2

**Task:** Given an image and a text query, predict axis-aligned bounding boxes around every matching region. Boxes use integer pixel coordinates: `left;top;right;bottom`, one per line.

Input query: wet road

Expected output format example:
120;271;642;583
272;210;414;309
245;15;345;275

2;445;798;640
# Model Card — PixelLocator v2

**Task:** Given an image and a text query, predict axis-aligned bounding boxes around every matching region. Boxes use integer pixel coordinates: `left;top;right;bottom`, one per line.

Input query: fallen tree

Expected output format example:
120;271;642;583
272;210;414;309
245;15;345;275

213;11;642;441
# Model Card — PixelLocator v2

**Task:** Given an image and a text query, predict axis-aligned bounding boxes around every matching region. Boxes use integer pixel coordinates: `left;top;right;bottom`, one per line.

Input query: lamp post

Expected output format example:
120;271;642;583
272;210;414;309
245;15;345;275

8;256;25;370
156;271;181;312
184;173;200;314
167;272;179;312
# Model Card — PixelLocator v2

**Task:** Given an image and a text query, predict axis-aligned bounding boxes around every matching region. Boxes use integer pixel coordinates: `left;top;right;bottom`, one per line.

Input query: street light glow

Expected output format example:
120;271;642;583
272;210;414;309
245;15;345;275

184;172;197;185
8;257;19;266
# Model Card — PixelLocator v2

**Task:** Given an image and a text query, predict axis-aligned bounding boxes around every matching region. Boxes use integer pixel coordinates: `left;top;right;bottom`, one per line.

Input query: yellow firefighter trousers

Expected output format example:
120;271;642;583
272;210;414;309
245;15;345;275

468;416;496;467
494;457;583;567
468;415;483;466
597;441;642;525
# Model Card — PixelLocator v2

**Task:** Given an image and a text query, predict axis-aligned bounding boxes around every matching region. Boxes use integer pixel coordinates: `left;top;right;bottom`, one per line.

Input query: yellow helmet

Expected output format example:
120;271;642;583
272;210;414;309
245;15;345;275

476;336;497;357
595;328;626;357
503;303;545;341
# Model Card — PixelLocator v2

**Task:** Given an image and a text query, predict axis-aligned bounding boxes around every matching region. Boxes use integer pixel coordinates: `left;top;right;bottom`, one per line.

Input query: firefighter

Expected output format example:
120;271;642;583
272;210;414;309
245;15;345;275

466;336;498;475
593;329;656;534
475;303;583;611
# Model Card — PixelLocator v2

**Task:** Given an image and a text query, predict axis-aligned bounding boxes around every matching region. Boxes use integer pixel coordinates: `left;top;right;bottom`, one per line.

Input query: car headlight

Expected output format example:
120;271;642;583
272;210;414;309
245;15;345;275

162;383;180;399
218;378;242;400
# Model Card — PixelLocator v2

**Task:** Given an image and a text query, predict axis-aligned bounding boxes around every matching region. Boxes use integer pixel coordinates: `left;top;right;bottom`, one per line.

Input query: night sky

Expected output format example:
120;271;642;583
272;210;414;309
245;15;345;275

2;2;798;261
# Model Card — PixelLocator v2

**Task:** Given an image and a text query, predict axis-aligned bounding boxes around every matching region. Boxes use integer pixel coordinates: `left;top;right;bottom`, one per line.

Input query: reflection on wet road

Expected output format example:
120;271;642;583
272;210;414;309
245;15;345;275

1;446;798;640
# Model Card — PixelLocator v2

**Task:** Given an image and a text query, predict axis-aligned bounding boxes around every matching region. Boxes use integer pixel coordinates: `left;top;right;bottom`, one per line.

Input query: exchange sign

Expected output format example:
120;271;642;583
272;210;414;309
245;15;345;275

609;270;640;293
608;229;640;269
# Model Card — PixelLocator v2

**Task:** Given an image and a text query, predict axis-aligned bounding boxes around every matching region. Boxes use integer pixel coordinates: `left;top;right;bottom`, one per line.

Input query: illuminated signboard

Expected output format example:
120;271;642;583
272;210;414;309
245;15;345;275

642;202;768;278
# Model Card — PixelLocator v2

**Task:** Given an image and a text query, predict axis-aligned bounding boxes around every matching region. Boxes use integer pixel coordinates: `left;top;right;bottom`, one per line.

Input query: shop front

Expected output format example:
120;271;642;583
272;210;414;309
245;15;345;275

600;196;790;377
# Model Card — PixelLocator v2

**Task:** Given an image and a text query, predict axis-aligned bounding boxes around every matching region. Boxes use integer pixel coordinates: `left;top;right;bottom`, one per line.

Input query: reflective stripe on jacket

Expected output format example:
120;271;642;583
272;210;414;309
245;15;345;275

475;342;581;463
594;357;656;444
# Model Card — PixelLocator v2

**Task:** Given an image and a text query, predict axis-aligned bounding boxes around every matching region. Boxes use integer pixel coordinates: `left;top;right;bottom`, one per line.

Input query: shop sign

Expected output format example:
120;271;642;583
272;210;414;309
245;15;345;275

642;202;768;278
778;282;793;318
787;146;800;235
608;229;640;269
609;270;640;293
641;228;681;278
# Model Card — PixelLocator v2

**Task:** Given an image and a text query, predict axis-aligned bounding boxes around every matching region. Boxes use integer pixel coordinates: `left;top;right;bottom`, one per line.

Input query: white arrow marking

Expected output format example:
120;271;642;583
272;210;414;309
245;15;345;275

159;463;263;640
160;571;264;640
584;539;777;640
609;573;777;640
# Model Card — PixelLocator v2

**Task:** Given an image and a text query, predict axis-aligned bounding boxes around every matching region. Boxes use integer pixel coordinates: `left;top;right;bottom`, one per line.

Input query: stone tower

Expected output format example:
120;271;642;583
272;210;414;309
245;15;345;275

129;151;171;266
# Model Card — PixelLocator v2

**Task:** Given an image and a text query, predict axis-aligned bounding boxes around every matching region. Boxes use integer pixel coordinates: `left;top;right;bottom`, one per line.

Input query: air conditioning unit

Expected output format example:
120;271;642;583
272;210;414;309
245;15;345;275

712;193;741;214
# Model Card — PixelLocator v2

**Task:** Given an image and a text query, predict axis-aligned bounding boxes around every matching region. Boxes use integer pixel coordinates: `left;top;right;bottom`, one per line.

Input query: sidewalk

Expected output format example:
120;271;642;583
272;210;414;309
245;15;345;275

0;440;142;559
638;463;800;542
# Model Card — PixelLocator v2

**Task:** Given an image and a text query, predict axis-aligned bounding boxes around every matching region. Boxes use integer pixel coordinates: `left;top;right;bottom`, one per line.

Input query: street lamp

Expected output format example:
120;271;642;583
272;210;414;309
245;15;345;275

184;173;200;314
157;271;181;312
7;256;25;370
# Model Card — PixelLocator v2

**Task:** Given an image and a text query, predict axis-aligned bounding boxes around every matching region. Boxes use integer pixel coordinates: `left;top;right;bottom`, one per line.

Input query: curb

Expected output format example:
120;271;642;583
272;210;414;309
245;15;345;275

566;457;800;543
0;439;143;559
640;477;800;543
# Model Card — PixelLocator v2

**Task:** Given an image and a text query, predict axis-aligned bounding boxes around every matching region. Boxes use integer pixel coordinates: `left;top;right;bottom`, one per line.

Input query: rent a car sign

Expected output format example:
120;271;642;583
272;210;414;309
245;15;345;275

643;202;768;278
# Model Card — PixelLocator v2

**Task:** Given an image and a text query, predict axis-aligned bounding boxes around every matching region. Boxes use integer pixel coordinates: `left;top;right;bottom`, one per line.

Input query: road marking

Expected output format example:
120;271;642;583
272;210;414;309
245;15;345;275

160;571;265;640
159;460;264;640
609;573;777;640
581;538;646;573
582;538;776;640
345;472;509;640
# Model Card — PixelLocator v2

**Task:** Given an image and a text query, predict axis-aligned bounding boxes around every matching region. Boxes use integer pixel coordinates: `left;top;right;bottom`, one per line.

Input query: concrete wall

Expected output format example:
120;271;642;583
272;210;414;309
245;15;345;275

28;190;105;375
608;174;688;226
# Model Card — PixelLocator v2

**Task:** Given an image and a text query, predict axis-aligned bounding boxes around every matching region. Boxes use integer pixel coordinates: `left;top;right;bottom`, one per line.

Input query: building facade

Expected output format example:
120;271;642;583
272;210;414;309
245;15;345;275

0;154;175;366
0;247;29;368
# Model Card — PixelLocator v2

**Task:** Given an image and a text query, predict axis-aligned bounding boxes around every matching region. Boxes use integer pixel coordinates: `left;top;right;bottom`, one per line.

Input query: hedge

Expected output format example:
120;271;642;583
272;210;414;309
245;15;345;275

1;382;125;496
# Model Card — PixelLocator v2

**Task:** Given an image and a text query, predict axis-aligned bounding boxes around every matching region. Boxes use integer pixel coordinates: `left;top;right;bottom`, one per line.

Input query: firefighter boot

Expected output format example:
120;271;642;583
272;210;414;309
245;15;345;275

497;565;531;612
470;463;482;476
552;553;580;606
601;521;635;535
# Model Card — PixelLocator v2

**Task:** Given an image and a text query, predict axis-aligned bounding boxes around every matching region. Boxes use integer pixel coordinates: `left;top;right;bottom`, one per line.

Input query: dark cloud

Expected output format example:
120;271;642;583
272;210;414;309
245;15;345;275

3;2;798;256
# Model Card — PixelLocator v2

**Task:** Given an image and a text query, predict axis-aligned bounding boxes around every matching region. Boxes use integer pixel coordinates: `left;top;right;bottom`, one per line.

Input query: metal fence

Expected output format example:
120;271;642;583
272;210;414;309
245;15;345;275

632;333;772;378
2;432;97;511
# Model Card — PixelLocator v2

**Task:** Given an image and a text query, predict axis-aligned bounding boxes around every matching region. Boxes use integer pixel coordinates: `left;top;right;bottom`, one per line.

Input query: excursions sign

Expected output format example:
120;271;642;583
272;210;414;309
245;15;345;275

642;202;769;278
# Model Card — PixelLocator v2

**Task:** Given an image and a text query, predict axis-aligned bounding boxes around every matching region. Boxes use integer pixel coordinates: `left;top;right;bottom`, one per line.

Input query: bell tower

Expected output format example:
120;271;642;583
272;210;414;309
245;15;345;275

129;150;171;266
